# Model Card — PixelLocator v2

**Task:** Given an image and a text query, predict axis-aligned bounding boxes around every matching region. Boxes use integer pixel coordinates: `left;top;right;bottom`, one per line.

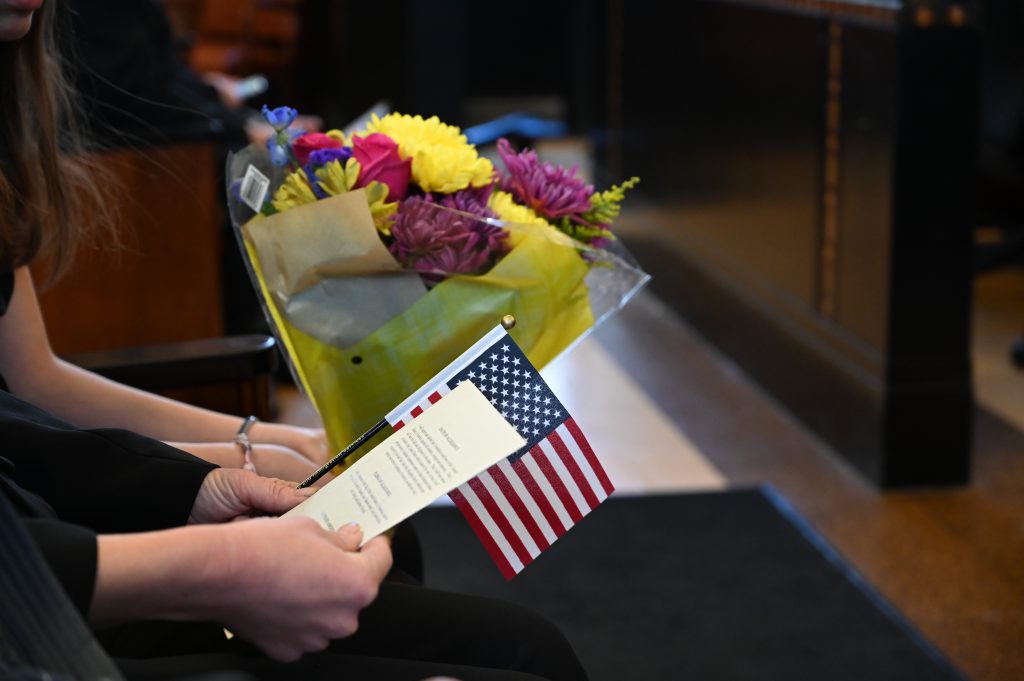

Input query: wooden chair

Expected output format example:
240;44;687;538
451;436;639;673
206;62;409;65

34;142;224;356
32;140;278;419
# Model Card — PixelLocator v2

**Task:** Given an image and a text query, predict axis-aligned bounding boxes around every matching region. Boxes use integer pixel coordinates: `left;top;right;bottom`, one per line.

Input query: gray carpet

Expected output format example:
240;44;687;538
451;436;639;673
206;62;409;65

410;488;965;681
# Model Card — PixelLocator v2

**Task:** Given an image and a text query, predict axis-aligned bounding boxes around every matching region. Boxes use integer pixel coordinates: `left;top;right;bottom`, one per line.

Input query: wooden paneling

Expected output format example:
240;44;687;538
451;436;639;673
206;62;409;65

35;143;224;355
615;0;979;486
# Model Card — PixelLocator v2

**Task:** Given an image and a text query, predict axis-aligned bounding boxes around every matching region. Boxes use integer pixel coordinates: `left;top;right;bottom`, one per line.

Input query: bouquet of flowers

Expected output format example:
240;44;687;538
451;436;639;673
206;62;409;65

226;106;648;452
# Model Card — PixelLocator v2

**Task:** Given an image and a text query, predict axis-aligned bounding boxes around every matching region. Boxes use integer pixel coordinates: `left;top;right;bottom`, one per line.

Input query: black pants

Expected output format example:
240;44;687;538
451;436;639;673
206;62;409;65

110;582;588;681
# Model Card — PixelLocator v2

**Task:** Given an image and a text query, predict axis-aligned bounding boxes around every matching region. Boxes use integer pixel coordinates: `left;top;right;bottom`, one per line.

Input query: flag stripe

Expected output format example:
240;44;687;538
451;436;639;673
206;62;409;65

531;444;585;523
563;418;614;496
454;484;523;578
498;458;557;545
479;468;543;557
491;462;552;550
467;477;534;567
546;430;599;511
554;423;608;505
514;455;568;537
449;487;518;580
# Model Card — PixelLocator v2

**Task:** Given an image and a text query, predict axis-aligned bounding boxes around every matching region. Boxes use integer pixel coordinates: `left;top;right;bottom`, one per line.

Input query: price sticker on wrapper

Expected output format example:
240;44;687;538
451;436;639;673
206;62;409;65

239;164;270;213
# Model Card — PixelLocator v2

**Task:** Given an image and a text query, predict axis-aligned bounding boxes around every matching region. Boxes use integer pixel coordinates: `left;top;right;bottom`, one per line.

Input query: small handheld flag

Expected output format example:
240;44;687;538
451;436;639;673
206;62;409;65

387;325;614;579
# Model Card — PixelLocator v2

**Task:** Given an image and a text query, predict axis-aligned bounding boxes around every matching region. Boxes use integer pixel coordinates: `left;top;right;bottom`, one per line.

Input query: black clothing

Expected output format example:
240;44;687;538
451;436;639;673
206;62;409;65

0;268;12;316
114;582;585;681
0;389;217;615
0;271;586;680
68;0;250;149
0;392;587;680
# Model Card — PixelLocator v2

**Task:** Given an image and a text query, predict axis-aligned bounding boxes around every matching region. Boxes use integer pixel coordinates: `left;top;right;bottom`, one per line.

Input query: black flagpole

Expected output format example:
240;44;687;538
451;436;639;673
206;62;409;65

296;418;387;489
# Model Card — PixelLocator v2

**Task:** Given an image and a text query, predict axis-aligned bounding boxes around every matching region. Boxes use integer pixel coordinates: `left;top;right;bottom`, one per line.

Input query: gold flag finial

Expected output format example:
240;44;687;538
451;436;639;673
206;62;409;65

501;314;516;330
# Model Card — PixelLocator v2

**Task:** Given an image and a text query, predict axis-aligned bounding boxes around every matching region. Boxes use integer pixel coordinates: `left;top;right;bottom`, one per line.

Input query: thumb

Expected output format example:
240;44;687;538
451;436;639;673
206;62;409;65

334;522;364;551
240;474;315;515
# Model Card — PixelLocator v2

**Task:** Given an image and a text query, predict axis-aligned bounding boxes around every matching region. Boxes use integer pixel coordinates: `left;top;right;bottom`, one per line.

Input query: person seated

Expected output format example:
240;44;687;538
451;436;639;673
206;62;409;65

67;0;321;150
0;3;588;679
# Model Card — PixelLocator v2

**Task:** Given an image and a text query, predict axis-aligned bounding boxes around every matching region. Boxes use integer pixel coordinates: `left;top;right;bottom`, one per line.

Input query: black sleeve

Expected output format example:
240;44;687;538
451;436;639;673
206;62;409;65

0;390;217;533
20;518;99;616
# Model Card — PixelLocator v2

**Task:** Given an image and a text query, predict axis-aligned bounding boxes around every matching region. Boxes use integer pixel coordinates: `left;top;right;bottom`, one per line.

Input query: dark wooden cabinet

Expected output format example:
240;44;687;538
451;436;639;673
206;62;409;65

615;0;980;486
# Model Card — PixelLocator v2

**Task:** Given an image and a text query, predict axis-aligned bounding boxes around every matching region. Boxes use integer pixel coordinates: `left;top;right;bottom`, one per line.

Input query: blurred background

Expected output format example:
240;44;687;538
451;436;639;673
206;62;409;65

42;1;1024;679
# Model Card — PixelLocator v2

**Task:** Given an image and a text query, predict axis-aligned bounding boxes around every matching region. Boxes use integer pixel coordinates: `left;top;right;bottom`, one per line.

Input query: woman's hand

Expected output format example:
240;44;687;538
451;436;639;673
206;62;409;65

188;468;313;524
93;515;393;663
216;518;392;661
249;422;330;466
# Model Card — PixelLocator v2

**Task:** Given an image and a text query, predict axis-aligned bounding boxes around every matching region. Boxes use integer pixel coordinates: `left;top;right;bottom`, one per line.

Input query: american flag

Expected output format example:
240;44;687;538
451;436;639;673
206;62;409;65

386;325;614;578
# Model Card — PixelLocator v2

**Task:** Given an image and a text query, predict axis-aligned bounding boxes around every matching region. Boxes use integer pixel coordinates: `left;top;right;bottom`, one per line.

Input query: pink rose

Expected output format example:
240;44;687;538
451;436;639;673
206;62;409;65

353;133;411;202
292;132;343;166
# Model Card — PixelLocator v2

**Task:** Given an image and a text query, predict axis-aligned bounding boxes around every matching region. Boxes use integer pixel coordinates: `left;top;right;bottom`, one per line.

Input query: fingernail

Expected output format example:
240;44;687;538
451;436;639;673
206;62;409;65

344;521;361;531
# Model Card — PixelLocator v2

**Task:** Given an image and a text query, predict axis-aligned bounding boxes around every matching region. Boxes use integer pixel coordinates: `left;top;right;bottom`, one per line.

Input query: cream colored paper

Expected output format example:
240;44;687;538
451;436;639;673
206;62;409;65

285;381;526;543
242;189;427;348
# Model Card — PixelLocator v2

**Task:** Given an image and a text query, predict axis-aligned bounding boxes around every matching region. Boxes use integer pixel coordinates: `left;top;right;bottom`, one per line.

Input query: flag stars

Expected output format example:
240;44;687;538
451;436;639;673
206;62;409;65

512;357;521;366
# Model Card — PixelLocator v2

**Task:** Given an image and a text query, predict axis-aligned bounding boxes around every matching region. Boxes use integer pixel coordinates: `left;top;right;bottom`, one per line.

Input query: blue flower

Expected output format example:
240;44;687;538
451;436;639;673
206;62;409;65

268;136;290;167
262;105;298;131
308;147;352;169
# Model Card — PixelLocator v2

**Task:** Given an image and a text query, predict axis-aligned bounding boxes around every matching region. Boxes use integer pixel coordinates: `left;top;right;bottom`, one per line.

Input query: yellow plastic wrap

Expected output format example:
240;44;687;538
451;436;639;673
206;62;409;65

245;223;593;452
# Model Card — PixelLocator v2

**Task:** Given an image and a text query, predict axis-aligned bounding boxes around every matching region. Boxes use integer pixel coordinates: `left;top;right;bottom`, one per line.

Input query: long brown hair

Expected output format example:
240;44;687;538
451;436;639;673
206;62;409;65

0;2;108;280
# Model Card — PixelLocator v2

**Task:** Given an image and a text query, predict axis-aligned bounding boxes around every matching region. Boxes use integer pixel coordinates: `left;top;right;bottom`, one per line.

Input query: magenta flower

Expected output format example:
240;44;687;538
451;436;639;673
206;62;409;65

496;138;594;219
389;199;508;285
438;184;498;219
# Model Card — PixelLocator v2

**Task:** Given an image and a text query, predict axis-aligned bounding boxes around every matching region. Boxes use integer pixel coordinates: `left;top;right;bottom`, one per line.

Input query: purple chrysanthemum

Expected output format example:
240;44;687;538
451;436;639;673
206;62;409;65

389;198;508;285
437;185;498;220
496;138;593;219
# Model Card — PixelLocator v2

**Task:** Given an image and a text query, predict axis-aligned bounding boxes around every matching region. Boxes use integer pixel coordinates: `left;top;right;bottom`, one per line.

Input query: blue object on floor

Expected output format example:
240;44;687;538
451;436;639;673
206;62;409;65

464;113;567;146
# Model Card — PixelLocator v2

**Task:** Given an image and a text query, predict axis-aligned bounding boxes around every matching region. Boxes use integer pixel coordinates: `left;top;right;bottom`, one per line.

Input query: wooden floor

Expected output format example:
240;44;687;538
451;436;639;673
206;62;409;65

591;267;1024;681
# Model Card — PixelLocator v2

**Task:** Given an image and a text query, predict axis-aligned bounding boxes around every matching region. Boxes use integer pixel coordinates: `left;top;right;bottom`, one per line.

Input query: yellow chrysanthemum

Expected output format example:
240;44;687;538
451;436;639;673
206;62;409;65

272;170;318;212
363;182;398;235
363;113;493;194
314;159;397;233
315;158;360;196
488;190;549;227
